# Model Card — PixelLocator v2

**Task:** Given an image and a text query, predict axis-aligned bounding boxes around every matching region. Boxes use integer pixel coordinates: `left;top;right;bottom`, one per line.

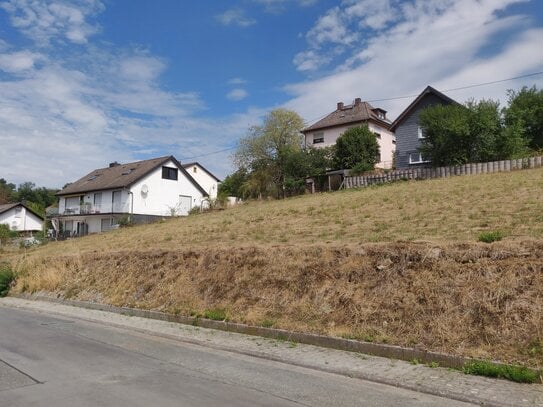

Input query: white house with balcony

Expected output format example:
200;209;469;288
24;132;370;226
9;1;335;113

49;156;208;236
302;98;396;169
0;202;43;233
182;162;221;200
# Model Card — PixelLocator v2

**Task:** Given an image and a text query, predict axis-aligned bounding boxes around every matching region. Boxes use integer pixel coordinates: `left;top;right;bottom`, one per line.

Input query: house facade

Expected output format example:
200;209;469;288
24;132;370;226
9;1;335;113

0;203;43;233
182;162;221;200
302;98;396;169
391;86;457;169
49;156;207;236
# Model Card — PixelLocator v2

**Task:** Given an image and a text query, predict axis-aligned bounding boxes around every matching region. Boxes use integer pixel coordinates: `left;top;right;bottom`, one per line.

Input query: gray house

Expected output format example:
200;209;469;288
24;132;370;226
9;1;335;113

390;86;457;169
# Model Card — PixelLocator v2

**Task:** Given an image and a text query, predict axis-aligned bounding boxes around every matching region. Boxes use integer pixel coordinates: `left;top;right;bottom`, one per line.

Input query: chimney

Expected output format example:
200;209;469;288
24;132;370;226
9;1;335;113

337;102;344;110
109;161;120;168
354;97;362;105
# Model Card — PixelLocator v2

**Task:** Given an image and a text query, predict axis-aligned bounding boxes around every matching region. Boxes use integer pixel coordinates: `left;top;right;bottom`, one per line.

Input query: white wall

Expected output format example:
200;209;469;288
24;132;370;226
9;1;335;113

304;122;396;169
184;164;219;199
130;159;205;216
0;206;43;232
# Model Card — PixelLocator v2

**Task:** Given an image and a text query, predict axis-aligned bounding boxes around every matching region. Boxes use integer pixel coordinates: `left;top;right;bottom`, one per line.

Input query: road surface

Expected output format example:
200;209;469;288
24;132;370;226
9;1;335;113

0;305;473;406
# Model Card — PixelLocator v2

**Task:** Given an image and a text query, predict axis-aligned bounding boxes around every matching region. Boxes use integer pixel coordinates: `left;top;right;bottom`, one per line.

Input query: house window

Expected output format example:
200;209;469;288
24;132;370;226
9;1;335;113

313;132;324;144
373;132;381;139
101;218;113;232
418;126;425;139
409;152;430;164
193;166;197;173
375;152;381;163
162;166;178;180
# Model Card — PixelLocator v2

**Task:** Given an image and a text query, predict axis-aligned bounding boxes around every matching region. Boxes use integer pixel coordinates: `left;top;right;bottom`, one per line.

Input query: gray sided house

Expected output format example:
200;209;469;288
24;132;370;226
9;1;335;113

391;86;457;169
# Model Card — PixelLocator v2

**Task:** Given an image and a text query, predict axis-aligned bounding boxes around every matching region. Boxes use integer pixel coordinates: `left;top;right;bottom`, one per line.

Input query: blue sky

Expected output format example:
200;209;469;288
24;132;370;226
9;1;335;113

1;0;542;187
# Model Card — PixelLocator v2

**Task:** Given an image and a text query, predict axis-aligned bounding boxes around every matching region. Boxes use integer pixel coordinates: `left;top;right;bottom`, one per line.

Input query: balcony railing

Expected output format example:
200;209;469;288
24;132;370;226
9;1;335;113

47;202;130;217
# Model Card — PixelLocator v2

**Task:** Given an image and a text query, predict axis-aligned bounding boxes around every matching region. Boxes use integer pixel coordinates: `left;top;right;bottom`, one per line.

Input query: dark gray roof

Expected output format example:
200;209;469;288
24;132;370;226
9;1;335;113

390;86;458;131
57;156;208;197
182;162;221;182
303;100;391;133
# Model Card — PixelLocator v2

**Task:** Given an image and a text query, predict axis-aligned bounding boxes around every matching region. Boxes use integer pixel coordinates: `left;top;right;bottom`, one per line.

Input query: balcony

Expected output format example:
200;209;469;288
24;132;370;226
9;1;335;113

47;202;130;217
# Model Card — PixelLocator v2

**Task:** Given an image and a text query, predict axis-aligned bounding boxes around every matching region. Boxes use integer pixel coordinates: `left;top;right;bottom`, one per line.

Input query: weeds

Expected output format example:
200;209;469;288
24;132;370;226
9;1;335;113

462;361;540;383
203;308;227;321
260;319;276;328
478;230;504;243
0;265;15;297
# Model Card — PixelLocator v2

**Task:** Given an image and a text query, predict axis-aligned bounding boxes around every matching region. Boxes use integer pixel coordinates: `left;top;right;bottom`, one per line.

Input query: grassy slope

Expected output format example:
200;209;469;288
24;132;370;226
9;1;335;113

5;168;543;367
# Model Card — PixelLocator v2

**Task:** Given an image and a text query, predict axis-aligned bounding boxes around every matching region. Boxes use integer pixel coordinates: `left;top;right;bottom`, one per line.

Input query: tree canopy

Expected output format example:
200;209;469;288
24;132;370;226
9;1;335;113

0;179;58;215
504;85;543;150
419;99;528;166
333;125;380;173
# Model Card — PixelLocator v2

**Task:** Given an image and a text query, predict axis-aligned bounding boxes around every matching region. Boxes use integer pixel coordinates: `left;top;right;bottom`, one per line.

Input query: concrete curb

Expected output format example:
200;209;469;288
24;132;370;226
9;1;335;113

10;293;537;375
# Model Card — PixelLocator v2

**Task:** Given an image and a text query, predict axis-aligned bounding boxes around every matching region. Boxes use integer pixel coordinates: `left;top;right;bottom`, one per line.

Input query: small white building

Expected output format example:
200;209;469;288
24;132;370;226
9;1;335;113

302;98;396;169
182;162;221;200
49;156;208;236
0;202;44;233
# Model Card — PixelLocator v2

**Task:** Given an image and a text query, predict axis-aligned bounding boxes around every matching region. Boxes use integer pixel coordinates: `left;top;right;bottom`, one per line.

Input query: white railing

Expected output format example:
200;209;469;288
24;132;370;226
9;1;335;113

51;201;130;216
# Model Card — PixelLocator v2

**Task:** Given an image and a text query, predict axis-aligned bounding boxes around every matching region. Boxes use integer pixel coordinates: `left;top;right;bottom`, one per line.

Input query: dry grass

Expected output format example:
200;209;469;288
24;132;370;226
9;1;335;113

4;168;543;367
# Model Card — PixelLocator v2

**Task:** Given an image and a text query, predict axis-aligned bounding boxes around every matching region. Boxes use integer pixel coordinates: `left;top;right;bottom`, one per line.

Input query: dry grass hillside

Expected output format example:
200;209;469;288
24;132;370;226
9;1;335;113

4;168;543;368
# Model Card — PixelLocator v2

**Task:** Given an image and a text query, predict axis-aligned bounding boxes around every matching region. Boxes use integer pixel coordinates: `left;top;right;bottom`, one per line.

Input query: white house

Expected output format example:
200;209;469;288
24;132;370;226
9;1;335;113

49;156;208;236
302;98;396;169
0;202;44;233
182;162;221;200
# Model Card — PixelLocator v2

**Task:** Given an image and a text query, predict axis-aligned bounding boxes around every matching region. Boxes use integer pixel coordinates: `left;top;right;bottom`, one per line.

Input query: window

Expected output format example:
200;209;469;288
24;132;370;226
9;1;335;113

101;218;113;232
409;152;430;164
193;166;197;173
418;126;425;139
162;166;178;180
94;192;102;205
313;132;324;144
373;132;381;139
375;152;381;163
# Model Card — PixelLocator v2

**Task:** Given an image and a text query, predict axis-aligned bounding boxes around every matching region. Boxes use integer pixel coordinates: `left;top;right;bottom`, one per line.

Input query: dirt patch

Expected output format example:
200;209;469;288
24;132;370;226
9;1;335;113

12;240;543;368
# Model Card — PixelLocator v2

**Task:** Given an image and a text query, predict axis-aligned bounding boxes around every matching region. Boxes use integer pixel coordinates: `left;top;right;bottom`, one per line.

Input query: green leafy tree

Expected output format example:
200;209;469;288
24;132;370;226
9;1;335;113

419;99;527;166
334;126;380;172
234;109;305;198
218;168;250;198
0;179;16;204
504;86;543;150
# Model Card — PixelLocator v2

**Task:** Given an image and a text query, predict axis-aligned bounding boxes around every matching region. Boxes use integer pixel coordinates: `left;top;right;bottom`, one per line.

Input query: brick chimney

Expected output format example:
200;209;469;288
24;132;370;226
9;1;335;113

337;102;344;110
354;97;362;105
109;161;120;168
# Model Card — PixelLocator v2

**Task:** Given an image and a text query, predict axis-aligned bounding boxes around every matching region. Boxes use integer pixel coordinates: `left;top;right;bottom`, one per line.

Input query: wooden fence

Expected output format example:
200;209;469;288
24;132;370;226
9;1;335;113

343;156;543;189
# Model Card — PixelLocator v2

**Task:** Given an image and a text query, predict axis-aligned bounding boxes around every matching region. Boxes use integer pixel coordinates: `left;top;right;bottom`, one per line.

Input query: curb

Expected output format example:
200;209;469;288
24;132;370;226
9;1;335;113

8;293;478;369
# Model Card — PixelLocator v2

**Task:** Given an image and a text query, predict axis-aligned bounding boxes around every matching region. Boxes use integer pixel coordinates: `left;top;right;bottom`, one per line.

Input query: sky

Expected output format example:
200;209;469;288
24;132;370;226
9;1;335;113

0;0;542;188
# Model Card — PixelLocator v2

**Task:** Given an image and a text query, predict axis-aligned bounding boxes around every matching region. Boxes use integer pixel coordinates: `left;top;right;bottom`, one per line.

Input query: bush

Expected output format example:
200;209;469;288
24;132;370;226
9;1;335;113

478;230;504;243
0;265;15;297
463;360;540;383
117;214;132;227
203;308;227;321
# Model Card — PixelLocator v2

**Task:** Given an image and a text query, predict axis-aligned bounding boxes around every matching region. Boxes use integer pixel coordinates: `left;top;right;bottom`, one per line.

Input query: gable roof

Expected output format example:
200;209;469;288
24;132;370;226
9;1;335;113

182;162;221;182
303;99;391;133
0;202;44;221
57;156;208;197
390;86;458;131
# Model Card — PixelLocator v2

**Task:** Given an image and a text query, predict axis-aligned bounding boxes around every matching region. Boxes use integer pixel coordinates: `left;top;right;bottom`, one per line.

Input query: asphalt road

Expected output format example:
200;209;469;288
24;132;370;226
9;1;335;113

0;306;473;407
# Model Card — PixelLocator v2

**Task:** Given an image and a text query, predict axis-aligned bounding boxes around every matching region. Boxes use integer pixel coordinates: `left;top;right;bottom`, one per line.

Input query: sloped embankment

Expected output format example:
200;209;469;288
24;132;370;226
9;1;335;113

13;241;543;368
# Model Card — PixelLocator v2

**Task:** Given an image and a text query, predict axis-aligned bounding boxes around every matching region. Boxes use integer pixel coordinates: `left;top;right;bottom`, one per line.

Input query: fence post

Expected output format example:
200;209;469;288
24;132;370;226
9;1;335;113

504;160;511;172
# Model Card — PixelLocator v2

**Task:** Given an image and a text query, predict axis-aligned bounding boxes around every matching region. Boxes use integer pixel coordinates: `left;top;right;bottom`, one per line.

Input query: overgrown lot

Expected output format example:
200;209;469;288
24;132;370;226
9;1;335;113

5;168;543;368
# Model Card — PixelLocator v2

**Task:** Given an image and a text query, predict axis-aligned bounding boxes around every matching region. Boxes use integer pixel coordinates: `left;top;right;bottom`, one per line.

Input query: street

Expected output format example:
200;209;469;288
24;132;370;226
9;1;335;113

0;305;476;407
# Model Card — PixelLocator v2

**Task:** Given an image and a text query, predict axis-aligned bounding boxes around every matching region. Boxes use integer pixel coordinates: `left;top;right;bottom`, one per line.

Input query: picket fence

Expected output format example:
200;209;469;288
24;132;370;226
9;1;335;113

343;156;543;189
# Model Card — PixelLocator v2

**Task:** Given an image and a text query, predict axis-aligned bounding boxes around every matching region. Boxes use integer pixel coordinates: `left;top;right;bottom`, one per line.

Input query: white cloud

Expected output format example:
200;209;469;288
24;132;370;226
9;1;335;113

227;88;249;101
1;0;104;45
227;77;247;85
253;0;317;13
0;50;42;72
293;50;331;72
216;9;256;27
287;0;543;122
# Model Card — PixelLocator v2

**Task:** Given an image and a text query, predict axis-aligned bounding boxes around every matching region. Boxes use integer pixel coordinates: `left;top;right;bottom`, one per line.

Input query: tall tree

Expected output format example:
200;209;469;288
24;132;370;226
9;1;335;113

504;85;543;150
419;99;527;166
334;125;380;173
234;109;305;198
0;179;16;204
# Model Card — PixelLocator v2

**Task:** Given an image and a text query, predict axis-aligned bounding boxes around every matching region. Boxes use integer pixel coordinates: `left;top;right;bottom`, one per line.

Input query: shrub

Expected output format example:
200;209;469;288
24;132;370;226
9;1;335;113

478;230;504;243
203;308;227;321
0;265;15;297
463;361;540;383
117;214;132;227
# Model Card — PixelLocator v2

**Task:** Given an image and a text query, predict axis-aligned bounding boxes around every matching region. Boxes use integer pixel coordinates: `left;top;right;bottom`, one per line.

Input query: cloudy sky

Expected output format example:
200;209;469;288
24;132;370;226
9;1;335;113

1;0;542;188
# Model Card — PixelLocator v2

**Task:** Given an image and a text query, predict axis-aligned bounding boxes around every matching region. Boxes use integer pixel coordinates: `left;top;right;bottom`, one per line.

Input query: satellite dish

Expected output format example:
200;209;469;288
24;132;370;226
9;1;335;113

141;184;149;198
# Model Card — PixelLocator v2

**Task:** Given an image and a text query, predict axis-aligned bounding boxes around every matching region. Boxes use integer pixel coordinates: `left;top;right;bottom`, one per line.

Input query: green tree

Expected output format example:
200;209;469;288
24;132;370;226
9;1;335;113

218;168;250;198
504;85;543;150
234;109;305;198
333;126;380;173
419;99;527;166
0;179;16;204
